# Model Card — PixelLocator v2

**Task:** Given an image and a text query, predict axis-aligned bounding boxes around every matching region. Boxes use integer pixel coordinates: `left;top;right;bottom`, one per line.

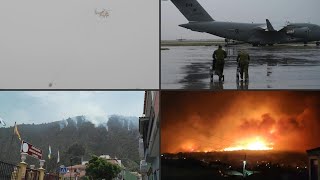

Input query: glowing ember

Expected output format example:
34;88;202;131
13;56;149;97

223;137;273;151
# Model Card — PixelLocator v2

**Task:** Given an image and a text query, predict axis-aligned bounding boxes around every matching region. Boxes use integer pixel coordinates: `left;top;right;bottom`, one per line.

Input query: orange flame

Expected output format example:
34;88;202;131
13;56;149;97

223;136;273;151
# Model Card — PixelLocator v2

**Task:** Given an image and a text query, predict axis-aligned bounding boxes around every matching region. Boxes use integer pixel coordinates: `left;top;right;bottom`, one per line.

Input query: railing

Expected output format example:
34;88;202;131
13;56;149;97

0;161;19;180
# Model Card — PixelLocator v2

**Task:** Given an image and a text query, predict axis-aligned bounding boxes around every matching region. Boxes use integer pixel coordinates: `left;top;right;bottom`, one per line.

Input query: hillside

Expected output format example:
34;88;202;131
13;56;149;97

0;115;140;172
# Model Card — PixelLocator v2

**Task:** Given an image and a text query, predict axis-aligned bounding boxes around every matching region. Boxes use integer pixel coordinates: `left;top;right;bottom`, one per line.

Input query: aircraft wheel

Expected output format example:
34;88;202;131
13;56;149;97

316;42;320;46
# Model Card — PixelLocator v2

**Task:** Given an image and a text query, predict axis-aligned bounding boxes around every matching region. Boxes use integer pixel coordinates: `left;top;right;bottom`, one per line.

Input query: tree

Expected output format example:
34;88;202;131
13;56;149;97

86;156;122;180
65;143;86;165
66;143;86;157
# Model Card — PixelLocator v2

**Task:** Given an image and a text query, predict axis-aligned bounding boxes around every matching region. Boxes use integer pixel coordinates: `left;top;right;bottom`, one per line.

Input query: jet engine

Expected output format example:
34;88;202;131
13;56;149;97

286;27;310;39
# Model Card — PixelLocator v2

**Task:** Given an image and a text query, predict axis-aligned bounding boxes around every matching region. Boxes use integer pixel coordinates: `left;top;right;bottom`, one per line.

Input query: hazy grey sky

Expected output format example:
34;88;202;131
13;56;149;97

0;91;144;127
0;0;159;89
161;0;320;40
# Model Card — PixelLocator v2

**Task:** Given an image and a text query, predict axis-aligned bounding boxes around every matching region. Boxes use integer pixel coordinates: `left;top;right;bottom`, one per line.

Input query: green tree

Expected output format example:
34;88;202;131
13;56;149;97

86;156;122;180
67;143;86;156
65;143;86;165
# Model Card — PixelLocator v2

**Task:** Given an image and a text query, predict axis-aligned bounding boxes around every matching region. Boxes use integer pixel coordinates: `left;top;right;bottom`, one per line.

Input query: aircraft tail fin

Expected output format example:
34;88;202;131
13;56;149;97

171;0;214;22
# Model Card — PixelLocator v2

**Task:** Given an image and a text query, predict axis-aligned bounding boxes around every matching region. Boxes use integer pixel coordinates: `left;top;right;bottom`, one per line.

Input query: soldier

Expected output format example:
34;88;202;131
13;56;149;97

237;50;250;81
213;45;227;81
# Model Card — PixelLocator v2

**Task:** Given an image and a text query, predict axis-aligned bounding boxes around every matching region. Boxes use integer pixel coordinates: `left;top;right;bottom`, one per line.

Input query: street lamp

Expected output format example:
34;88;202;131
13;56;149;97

21;152;27;163
39;160;45;169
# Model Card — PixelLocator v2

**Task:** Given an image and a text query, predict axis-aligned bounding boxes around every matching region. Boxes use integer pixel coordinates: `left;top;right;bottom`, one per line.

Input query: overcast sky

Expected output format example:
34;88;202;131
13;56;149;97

161;0;320;40
0;0;159;89
0;91;144;127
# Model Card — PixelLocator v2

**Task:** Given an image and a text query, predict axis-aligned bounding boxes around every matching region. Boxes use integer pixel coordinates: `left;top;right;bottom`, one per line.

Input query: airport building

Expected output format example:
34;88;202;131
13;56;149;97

139;91;160;180
307;147;320;180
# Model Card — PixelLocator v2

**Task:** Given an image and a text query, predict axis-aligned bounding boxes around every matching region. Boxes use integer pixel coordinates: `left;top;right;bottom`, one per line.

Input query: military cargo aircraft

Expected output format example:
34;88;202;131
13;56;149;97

170;0;320;46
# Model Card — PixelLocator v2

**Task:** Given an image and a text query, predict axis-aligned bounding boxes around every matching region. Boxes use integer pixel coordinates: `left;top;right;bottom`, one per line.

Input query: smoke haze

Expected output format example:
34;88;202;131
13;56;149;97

161;91;320;153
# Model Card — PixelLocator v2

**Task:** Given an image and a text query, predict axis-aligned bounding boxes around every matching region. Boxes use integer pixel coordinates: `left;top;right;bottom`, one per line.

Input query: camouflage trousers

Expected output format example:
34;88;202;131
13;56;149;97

215;61;225;77
239;63;249;80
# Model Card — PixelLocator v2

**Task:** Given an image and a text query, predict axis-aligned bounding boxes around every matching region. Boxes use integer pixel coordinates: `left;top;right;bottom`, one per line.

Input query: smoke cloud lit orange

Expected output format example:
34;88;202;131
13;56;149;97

161;91;320;153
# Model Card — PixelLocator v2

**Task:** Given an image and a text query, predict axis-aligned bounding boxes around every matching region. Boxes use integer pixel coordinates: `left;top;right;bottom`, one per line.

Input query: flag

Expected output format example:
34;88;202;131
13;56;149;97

0;117;6;126
57;150;60;163
48;145;51;160
13;122;21;141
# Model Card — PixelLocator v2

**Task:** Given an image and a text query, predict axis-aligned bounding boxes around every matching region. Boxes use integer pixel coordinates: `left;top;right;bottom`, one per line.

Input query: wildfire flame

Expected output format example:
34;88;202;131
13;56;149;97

161;92;320;153
223;137;273;151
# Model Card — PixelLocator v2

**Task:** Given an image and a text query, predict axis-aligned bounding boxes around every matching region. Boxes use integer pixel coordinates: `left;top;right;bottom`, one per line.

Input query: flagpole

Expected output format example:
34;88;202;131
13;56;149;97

8;122;22;161
57;150;60;176
9;122;17;162
47;145;52;173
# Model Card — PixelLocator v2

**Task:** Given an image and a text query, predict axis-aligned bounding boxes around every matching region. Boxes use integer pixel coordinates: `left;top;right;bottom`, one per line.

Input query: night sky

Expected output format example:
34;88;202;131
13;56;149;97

161;91;320;153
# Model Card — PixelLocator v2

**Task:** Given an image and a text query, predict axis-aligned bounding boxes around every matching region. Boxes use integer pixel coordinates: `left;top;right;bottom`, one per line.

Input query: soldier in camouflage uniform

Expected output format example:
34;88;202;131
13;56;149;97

237;50;250;81
213;45;227;81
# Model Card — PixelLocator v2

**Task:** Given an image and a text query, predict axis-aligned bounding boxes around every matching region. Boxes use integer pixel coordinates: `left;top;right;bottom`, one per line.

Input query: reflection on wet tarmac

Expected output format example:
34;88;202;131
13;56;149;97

236;79;249;90
210;80;224;90
161;45;320;89
179;62;209;89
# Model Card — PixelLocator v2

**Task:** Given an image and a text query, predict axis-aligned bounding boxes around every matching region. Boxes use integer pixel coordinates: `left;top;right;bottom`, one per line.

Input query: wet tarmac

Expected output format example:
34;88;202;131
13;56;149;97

161;45;320;89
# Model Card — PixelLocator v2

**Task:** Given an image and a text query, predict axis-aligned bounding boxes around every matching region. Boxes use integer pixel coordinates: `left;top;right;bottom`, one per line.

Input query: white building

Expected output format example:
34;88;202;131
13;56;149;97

139;91;159;180
64;155;125;180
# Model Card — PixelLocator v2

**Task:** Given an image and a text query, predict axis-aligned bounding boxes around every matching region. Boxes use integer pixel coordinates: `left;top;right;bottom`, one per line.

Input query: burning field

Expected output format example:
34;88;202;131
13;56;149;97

161;91;320;153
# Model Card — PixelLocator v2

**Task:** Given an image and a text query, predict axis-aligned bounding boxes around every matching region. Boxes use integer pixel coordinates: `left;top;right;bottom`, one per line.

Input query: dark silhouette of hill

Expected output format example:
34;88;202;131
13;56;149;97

0;115;139;172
